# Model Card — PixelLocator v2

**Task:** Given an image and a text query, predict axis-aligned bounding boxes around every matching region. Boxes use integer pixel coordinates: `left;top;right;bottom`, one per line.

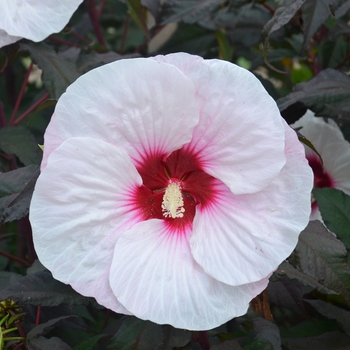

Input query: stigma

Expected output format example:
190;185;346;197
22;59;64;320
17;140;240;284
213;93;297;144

162;182;185;219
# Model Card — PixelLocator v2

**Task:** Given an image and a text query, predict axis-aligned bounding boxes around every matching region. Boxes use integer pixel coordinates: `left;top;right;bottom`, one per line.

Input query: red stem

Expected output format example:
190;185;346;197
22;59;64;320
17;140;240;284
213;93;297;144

197;331;211;350
97;0;106;18
35;306;41;327
66;26;91;44
9;62;34;124
262;2;275;13
13;93;50;126
14;323;29;350
0;101;6;127
49;35;83;48
85;0;106;46
0;250;31;267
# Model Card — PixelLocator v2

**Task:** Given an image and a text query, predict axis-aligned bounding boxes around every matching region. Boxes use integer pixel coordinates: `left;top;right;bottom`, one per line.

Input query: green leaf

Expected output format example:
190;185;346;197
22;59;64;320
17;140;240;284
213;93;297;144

304;299;350;333
160;23;215;56
0;165;39;224
0;126;42;166
313;188;350;249
27;336;72;350
296;131;323;165
276;261;336;294
216;31;234;61
126;0;150;38
27;316;76;339
268;276;308;318
20;42;80;99
73;334;106;350
107;317;163;350
77;51;139;73
0;271;23;289
141;0;161;19
288;221;350;304
262;0;306;40
277;68;350;119
253;318;281;350
283;331;350;350
162;326;192;349
160;0;222;26
319;36;349;69
210;339;242;350
0;269;95;307
27;99;57;120
301;0;332;53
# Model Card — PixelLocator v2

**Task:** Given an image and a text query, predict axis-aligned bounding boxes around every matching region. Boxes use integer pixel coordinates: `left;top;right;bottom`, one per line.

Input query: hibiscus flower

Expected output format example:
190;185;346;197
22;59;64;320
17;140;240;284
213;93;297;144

29;53;313;330
0;0;83;48
291;110;350;220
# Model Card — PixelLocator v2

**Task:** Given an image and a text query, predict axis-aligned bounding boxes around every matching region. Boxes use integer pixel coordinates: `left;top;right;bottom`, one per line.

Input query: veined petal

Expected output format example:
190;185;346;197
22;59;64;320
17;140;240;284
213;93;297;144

190;121;313;285
0;0;82;45
41;58;199;169
0;29;21;48
153;52;286;194
109;219;270;330
30;137;142;313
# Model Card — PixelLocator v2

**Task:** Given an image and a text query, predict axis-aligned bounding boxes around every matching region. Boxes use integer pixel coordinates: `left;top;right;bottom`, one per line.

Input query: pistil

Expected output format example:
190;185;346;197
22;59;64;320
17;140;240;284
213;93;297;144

162;182;185;219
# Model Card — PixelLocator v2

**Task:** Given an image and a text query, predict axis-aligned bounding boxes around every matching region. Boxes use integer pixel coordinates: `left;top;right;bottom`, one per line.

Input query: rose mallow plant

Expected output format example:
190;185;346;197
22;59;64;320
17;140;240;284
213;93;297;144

0;0;83;48
292;110;350;220
29;53;313;330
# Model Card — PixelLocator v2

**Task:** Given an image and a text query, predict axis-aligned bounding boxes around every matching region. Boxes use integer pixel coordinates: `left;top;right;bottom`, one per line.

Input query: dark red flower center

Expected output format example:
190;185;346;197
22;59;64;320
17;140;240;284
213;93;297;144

133;147;216;233
308;155;334;209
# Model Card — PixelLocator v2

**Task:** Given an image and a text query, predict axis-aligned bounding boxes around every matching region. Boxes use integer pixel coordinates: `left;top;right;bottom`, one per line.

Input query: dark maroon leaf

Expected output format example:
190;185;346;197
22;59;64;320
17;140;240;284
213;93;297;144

0;165;39;224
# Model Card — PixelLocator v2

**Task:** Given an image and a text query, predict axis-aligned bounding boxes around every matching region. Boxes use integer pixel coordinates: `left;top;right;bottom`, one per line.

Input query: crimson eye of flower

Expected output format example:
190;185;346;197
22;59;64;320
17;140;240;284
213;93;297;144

134;148;216;232
30;53;313;330
291;110;350;221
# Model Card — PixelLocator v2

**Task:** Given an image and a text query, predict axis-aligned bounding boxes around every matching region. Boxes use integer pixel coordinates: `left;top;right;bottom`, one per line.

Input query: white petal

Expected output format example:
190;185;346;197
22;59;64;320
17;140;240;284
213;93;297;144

292;110;350;194
109;219;269;330
30;137;143;313
153;53;286;194
190;121;313;285
0;29;21;48
0;0;82;45
41;58;199;169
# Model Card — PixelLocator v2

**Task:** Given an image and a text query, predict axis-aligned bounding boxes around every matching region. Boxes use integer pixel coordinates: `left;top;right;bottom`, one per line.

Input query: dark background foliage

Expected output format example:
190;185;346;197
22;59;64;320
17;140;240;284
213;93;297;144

1;0;350;349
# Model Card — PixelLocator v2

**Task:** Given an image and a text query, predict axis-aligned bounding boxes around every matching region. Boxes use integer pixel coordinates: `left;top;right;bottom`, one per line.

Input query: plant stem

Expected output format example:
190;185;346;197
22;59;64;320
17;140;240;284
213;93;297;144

85;0;106;46
49;35;84;48
195;331;210;350
13;92;50;126
0;250;31;267
97;0;106;18
0;101;6;127
9;62;33;124
35;306;41;327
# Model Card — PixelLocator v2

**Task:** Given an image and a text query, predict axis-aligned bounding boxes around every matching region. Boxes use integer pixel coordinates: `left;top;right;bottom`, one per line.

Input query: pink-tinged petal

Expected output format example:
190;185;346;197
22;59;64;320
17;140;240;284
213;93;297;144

190;121;313;285
0;0;82;45
41;58;199;169
153;52;286;194
30;137;143;313
0;29;21;48
109;219;270;330
292;110;350;194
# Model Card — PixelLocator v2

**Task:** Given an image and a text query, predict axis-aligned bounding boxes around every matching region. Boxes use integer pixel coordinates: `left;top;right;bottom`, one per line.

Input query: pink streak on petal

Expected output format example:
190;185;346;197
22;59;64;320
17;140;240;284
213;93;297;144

41;58;199;170
153;52;286;195
30;137;143;313
190;120;313;286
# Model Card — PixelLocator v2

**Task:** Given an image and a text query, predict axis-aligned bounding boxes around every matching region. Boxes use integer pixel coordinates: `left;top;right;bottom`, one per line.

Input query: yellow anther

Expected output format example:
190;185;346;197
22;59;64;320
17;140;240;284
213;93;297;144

162;182;185;218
